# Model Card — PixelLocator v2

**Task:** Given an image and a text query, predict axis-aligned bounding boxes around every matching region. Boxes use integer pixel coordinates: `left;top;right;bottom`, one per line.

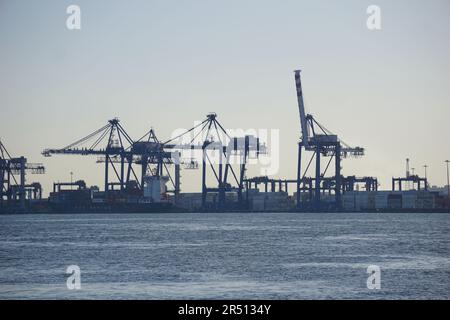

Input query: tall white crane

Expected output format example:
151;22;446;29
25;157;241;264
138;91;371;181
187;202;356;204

293;69;364;157
294;69;364;210
294;70;310;149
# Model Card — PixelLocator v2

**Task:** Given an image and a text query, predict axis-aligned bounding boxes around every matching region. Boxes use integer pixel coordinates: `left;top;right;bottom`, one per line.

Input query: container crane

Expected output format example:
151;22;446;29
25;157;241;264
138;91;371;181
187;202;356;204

42;118;181;199
1;140;45;209
43;118;139;193
294;69;364;210
163;113;266;209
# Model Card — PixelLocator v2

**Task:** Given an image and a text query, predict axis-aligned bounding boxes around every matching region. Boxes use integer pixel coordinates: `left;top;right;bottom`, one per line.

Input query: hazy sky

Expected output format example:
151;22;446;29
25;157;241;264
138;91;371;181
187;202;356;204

1;0;449;196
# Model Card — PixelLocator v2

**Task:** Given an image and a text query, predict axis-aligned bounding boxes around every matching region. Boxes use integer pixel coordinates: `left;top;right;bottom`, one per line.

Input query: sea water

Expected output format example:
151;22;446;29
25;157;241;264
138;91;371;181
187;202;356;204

0;212;449;299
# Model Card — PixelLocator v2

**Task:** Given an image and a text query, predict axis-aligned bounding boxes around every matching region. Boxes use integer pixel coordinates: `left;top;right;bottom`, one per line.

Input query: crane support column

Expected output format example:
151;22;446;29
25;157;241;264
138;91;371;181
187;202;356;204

120;155;125;191
20;157;26;209
104;155;109;192
315;145;321;207
218;151;224;208
175;163;180;198
296;142;302;209
201;148;207;208
335;144;342;209
141;156;148;189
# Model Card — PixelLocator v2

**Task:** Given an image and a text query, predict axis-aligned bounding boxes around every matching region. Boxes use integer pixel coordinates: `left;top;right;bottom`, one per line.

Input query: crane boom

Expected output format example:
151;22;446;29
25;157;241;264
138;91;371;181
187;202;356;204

294;70;309;147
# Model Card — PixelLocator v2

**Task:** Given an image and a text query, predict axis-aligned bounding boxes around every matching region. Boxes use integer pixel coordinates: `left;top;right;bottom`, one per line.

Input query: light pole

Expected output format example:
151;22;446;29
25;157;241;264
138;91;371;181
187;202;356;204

446;160;450;197
70;171;73;190
406;158;410;190
423;165;428;189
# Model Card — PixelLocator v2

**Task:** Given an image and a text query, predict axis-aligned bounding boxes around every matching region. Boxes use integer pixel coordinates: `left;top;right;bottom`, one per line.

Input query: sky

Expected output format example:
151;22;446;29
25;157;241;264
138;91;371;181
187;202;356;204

1;0;449;196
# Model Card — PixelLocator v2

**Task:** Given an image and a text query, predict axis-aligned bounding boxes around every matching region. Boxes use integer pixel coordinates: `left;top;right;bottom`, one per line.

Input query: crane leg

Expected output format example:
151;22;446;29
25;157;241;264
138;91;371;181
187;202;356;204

315;146;321;208
202;149;206;209
104;155;109;192
297;143;302;210
335;144;342;210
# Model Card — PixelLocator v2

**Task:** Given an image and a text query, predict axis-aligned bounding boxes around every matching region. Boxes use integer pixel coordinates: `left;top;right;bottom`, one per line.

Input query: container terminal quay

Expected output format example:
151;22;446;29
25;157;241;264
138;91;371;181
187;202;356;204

1;71;450;214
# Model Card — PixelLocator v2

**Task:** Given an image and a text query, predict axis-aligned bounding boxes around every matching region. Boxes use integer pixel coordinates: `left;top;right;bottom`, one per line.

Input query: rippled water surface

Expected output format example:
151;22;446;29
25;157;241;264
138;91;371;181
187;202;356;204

0;212;449;299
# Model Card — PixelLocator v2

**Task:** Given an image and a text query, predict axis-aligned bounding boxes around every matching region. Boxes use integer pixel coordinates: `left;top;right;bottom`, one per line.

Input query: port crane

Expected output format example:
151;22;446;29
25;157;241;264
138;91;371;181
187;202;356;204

1;140;45;209
42;119;181;197
42;115;264;207
392;158;428;191
43;118;140;192
163;113;265;209
294;70;364;210
128;127;181;198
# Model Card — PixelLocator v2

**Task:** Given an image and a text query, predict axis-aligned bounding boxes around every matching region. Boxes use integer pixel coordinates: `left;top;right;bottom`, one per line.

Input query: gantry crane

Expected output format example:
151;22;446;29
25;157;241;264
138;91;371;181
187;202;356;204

1;140;45;209
126;127;181;198
42;118;179;198
42;115;265;208
294;70;364;210
43;118;139;192
163;113;265;209
392;158;428;191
